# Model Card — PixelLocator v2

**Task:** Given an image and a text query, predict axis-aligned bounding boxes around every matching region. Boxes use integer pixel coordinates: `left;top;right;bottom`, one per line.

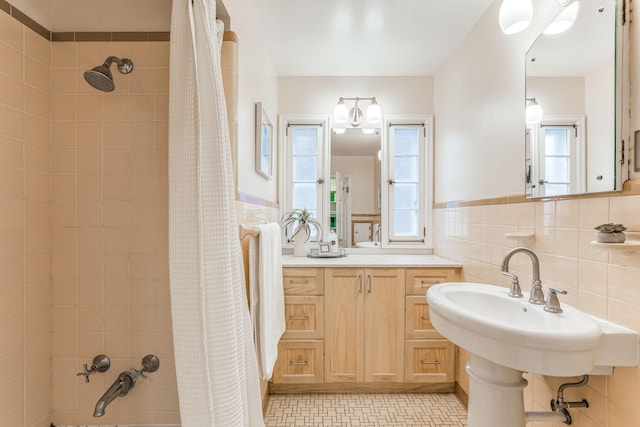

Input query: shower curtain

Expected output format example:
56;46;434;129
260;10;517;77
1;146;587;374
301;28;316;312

168;1;264;425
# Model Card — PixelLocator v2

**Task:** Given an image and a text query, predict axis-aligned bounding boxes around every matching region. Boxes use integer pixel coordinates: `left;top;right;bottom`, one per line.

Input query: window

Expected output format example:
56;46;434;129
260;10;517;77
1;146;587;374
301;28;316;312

282;118;328;243
529;116;585;197
386;121;429;244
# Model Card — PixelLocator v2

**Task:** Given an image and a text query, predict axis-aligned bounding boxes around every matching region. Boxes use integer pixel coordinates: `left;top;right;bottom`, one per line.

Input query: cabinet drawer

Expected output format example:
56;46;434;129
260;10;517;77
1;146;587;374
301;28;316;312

405;296;443;339
405;340;454;383
283;268;324;295
405;268;460;295
273;340;323;384
282;296;324;339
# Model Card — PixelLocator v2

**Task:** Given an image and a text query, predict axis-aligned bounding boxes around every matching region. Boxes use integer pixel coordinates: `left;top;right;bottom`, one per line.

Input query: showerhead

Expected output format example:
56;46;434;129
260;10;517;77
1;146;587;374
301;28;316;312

83;56;134;92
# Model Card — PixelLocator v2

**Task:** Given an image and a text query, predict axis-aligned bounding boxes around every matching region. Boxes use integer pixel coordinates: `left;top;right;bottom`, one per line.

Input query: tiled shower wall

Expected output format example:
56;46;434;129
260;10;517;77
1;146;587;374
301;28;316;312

0;10;52;427
434;194;640;426
49;40;178;425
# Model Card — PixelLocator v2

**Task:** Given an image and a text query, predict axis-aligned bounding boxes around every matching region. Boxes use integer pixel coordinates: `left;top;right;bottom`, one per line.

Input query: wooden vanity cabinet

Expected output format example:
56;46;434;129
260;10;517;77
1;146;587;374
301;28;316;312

324;268;405;383
404;268;460;384
272;268;324;384
273;265;460;391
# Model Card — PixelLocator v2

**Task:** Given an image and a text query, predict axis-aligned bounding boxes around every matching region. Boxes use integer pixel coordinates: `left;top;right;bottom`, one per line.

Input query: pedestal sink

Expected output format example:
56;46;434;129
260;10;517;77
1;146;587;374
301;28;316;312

427;282;639;427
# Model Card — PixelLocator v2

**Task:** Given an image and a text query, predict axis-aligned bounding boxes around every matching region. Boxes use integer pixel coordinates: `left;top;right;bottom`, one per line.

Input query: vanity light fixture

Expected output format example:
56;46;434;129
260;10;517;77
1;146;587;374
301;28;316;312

544;1;580;35
525;98;543;124
498;0;533;35
333;97;382;127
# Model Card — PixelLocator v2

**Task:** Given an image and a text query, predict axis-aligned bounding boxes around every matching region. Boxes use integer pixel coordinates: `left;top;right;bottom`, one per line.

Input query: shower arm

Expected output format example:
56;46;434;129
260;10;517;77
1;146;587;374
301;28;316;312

104;56;134;74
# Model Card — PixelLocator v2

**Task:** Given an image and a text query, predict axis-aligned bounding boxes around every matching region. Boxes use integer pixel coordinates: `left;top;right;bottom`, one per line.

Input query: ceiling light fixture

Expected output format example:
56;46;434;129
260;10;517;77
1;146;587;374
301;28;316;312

544;1;580;35
333;97;382;128
498;0;533;35
500;0;580;35
525;98;543;125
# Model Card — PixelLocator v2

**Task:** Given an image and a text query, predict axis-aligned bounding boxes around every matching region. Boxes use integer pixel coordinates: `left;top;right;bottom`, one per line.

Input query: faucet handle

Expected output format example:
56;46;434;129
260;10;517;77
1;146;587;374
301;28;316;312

544;287;567;313
502;272;523;298
77;355;110;382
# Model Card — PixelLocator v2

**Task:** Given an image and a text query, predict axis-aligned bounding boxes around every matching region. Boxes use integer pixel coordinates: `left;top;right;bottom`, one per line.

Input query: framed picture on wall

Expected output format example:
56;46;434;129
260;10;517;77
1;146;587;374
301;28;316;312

255;102;273;179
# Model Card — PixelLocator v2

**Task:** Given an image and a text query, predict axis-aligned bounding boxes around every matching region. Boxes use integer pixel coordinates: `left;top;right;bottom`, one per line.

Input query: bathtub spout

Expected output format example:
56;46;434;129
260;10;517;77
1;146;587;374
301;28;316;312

93;371;135;417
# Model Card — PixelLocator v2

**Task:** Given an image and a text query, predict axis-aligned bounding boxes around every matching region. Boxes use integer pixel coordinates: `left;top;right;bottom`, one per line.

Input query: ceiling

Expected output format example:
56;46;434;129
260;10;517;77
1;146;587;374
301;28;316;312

9;0;495;76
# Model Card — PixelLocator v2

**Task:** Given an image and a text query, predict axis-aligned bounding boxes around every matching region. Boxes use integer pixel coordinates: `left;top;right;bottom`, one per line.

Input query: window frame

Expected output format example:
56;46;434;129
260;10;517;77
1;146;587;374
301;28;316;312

381;115;433;248
279;115;331;245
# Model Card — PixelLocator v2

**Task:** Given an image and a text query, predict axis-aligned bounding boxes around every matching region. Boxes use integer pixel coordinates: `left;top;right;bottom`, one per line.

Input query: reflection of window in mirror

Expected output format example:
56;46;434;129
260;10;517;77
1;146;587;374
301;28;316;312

528;116;585;198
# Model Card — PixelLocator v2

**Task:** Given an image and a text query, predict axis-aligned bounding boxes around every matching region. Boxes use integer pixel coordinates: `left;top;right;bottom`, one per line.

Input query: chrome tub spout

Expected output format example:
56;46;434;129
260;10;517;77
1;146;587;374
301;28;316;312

93;371;135;417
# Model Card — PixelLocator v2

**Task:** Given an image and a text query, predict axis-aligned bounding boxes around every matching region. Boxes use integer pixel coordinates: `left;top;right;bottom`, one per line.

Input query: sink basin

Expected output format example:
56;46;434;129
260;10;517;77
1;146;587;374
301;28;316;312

355;241;380;248
427;282;638;376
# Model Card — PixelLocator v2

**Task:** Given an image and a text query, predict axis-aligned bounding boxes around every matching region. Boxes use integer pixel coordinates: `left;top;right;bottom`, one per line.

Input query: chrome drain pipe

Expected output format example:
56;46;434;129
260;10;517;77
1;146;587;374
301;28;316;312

551;375;590;411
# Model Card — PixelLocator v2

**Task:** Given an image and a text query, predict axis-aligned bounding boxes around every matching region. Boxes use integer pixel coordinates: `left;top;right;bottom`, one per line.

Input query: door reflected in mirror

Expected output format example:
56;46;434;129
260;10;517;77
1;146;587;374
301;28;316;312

525;0;623;198
330;128;381;248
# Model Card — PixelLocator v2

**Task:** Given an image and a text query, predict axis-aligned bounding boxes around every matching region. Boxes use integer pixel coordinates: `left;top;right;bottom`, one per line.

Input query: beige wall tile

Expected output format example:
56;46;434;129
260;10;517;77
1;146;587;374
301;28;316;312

0;41;23;81
24;29;50;66
0;73;23;109
610;195;640;231
0;12;24;51
25;56;51;93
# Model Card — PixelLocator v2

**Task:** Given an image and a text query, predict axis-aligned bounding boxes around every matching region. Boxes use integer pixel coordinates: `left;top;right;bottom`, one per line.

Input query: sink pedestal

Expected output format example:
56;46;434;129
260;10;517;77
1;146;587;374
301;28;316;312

466;354;528;427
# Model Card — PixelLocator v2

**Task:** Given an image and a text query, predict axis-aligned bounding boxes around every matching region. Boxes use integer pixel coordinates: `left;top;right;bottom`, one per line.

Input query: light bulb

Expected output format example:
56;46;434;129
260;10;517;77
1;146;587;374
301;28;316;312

333;99;349;124
525;100;543;124
362;128;375;134
333;128;346;134
499;0;533;35
544;1;580;35
366;99;381;124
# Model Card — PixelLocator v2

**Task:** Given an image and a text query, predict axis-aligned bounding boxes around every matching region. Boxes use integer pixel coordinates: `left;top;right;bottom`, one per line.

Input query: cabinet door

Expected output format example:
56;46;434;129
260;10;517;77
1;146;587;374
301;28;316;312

324;268;365;382
405;268;461;295
273;340;323;384
283;267;324;295
405;340;454;383
364;268;405;383
282;295;324;340
405;295;443;339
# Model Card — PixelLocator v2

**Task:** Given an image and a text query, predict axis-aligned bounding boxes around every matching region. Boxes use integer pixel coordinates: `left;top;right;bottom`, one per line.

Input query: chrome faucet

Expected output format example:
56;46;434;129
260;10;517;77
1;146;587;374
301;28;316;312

93;371;135;417
93;354;160;417
500;247;545;304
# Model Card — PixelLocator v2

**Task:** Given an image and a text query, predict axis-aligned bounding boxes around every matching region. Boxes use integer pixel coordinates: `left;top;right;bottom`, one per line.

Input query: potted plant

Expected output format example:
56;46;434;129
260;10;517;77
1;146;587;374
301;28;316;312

280;208;322;256
594;223;627;243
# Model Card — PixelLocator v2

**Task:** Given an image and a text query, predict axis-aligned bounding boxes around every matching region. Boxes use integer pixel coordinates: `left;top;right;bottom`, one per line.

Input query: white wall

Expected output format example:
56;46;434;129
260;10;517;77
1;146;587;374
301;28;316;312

526;76;585;115
434;0;564;202
278;76;433;117
226;0;279;202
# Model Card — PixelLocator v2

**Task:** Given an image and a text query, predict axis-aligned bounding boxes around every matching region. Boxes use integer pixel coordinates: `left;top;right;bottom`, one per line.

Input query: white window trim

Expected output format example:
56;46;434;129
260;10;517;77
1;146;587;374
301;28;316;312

381;114;434;249
278;114;331;244
530;114;586;197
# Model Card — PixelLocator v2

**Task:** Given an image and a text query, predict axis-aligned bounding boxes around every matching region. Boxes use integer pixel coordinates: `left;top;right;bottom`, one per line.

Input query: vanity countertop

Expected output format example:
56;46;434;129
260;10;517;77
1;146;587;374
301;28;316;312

282;253;461;268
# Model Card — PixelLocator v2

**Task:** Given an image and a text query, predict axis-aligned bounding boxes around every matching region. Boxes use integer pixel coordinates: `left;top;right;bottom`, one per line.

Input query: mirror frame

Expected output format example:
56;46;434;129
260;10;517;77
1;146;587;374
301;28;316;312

524;0;629;199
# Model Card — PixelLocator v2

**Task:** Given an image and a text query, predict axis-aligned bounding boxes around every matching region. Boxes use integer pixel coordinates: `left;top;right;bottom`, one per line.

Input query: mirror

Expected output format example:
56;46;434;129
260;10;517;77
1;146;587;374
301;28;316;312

525;0;622;198
330;128;381;247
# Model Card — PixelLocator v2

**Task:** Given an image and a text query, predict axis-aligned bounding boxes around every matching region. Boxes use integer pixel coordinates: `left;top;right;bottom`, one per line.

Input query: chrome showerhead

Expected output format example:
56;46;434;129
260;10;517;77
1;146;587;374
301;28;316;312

83;56;134;92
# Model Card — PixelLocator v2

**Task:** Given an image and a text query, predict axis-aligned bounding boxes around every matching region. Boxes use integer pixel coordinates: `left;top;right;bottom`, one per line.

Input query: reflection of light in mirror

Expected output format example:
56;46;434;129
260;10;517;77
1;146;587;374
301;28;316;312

525;99;543;125
544;1;580;35
362;128;375;135
333;128;346;135
499;0;533;34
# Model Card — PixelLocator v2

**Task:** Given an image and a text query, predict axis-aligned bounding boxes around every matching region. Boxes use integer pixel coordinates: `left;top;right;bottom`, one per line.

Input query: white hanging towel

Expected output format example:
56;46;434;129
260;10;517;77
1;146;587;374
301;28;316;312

249;223;285;380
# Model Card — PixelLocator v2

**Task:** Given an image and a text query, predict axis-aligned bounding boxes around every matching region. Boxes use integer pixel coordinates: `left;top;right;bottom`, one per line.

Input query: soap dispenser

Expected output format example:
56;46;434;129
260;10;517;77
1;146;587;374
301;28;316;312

327;229;339;254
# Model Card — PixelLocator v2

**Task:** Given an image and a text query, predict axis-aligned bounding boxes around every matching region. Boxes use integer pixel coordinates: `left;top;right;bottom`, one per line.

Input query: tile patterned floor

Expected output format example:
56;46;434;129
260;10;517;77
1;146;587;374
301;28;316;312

265;393;467;426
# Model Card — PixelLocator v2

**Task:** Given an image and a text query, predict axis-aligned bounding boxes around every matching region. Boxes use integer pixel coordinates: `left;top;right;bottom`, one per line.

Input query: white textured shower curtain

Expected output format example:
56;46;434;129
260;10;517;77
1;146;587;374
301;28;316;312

168;1;264;425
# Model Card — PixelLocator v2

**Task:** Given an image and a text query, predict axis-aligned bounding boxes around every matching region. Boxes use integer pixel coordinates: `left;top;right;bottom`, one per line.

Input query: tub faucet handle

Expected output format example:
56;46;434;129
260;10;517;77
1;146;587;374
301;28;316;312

77;354;110;383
